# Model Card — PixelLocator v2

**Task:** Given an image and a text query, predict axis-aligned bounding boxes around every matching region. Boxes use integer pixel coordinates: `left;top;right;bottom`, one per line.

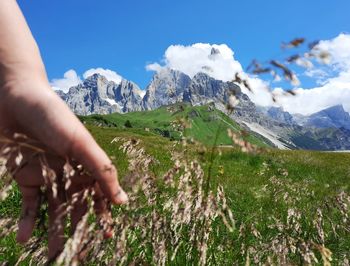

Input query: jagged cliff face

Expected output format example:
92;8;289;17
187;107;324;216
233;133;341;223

59;68;260;120
115;79;144;113
61;74;143;115
57;69;350;151
141;69;191;110
141;69;266;126
184;72;232;105
266;107;295;125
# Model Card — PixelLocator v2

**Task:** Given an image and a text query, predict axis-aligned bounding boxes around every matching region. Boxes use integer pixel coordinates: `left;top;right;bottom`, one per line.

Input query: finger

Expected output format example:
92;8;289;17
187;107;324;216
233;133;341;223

47;188;66;261
66;127;128;205
16;186;40;244
12;162;43;187
6;147;44;187
68;184;88;235
10;91;128;205
93;184;113;239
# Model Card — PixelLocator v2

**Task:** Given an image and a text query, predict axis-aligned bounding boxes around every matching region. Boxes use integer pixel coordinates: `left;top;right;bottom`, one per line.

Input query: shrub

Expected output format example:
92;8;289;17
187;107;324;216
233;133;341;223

124;120;132;128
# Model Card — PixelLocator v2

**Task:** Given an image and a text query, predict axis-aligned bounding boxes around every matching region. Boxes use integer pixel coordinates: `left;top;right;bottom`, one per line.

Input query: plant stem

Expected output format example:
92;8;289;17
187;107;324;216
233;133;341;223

205;121;222;197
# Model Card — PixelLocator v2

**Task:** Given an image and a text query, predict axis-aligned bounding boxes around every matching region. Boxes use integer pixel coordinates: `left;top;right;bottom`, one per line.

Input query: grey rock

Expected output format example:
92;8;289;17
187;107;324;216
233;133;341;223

258;106;295;125
292;113;309;126
304;105;350;130
58;73;143;115
141;68;191;110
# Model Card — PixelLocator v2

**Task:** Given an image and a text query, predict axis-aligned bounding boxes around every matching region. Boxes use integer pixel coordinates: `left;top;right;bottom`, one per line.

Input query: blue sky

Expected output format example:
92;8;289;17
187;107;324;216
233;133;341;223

18;0;349;88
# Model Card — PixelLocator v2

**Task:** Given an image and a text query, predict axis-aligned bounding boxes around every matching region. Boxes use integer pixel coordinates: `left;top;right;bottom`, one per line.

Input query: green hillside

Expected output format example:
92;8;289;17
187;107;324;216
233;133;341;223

79;103;270;147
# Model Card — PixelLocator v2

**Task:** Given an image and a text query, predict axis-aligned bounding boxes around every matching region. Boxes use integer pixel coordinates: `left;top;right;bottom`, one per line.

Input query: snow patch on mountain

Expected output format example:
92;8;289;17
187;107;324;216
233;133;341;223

243;122;290;150
104;98;122;109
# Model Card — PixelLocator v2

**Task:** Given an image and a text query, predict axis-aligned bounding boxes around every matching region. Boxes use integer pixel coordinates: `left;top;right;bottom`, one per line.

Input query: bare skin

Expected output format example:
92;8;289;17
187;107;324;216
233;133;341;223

0;0;127;260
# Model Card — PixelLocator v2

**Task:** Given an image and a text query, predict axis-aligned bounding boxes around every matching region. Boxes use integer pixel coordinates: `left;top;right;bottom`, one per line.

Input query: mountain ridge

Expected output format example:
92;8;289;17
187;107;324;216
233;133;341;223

56;69;350;151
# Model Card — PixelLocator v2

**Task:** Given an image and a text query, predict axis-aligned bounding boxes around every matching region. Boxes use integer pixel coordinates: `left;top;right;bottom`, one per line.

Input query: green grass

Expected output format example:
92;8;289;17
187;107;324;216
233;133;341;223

1;113;350;264
79;103;269;147
63;123;350;263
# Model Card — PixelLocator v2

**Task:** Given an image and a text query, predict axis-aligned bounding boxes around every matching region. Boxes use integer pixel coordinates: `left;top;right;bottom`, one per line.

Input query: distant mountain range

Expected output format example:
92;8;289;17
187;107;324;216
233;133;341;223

296;105;350;130
56;68;350;151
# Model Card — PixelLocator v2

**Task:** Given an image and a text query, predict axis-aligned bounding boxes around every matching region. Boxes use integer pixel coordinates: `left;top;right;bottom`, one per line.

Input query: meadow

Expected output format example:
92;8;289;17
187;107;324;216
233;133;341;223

1;106;350;265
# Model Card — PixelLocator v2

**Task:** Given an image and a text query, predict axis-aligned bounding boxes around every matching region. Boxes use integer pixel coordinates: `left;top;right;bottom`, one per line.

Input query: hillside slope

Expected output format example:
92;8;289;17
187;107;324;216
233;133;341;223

79;103;271;147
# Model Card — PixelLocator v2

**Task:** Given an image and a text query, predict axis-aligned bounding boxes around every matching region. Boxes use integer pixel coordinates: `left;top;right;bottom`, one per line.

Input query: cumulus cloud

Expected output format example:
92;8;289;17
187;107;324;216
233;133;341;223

83;68;122;84
273;70;350;115
51;68;123;93
316;33;350;70
145;43;269;105
50;69;82;93
146;36;350;115
146;63;163;72
304;68;329;83
272;33;350;115
146;43;243;81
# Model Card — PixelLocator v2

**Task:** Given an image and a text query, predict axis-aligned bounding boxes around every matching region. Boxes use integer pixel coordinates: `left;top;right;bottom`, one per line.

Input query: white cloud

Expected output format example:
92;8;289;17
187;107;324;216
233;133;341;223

51;68;123;93
304;68;329;83
273;71;350;115
50;69;82;93
83;68;122;84
145;43;268;104
316;33;350;70
146;43;243;81
146;63;163;72
271;33;350;115
146;37;350;115
243;76;272;106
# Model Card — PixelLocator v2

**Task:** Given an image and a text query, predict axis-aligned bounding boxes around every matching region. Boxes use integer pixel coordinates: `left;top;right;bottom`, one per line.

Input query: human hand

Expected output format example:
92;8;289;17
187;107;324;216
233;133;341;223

0;1;127;259
0;78;128;259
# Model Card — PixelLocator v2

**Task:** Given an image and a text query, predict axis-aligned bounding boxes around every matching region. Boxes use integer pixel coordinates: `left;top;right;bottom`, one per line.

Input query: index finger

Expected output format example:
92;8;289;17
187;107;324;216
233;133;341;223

67;129;128;205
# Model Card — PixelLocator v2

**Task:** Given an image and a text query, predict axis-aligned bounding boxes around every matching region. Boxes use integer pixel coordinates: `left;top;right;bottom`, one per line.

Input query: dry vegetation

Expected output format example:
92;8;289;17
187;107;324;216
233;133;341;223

1;129;350;265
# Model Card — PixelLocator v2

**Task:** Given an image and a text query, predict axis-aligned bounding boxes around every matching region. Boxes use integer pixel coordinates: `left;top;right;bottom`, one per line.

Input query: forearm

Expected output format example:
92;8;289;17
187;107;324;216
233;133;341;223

0;0;48;90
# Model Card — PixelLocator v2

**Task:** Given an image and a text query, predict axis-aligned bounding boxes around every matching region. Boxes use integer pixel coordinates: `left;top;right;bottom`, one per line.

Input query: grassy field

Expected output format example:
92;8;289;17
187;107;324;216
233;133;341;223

1;112;350;264
79;103;270;147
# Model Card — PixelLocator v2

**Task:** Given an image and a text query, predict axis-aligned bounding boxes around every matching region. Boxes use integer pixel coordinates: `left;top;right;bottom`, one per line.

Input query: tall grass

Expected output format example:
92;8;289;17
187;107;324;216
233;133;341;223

1;129;350;265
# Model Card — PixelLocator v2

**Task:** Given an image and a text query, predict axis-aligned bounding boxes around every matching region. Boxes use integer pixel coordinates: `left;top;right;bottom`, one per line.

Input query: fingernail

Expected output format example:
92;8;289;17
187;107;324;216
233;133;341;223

114;189;128;204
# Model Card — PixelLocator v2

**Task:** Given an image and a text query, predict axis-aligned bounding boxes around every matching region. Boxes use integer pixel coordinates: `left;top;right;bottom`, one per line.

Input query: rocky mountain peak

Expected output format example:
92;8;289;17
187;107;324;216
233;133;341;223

153;68;188;80
192;72;212;82
141;68;191;110
83;73;109;86
320;104;348;120
267;106;295;125
115;79;143;113
58;73;144;115
56;69;350;151
210;47;220;56
306;104;350;130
